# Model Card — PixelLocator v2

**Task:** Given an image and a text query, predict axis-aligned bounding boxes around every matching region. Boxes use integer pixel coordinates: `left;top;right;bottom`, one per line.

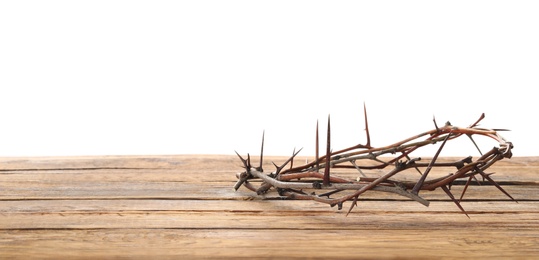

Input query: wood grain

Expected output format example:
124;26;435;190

1;155;538;259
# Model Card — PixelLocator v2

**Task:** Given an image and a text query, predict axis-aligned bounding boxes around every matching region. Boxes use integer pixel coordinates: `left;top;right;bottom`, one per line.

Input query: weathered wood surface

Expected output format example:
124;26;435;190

1;155;538;259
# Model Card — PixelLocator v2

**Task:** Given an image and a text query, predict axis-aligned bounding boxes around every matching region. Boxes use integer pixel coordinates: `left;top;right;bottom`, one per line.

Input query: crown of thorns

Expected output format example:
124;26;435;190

234;104;515;217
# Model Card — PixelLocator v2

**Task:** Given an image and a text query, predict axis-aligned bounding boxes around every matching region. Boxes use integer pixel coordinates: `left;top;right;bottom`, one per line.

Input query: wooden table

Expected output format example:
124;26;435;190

1;155;538;259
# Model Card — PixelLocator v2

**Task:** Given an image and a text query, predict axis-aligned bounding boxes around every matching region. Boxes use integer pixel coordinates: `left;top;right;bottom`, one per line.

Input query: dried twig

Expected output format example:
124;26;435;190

234;105;515;216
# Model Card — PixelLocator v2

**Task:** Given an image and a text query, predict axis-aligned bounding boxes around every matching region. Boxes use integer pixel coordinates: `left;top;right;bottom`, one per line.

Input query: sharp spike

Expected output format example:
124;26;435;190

235;150;250;170
272;161;280;173
318;189;344;198
466;134;483;156
289;148;296;170
474;174;482;186
346;195;359;216
469;113;485;128
441;185;470;218
315;120;320;172
433;115;439;132
459;175;474;202
351;160;366;177
258;130;265;171
323;115;331;186
477;168;518;203
405;153;423;175
234;150;243;161
363;103;371;147
274;148;303;176
412;131;452;194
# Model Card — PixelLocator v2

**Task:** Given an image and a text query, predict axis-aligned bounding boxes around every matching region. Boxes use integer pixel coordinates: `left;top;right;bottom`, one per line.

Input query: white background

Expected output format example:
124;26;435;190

1;1;538;158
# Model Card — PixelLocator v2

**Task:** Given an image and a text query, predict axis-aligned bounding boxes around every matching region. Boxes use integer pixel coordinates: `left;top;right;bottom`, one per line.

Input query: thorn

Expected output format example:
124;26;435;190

289;148;296;170
274;148;303;176
363;103;371;147
235;150;250;171
466;134;483;156
323;115;331;186
272;161;280;173
433;115;439;132
346;196;359;216
473;174;482;186
351;160;366;177
469;113;485;128
441;185;470;218
459;175;474;202
315;120;320;172
257;130;265;172
405;153;423;175
476;167;518;203
412;131;452;194
318;189;343;198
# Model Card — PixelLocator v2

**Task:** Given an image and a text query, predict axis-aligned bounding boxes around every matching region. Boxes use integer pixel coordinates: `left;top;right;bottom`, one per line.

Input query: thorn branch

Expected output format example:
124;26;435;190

233;105;514;217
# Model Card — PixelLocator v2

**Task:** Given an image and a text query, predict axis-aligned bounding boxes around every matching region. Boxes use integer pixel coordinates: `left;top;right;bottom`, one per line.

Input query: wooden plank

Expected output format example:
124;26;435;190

2;203;538;230
0;181;536;204
1;199;536;214
1;155;538;259
2;229;538;259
